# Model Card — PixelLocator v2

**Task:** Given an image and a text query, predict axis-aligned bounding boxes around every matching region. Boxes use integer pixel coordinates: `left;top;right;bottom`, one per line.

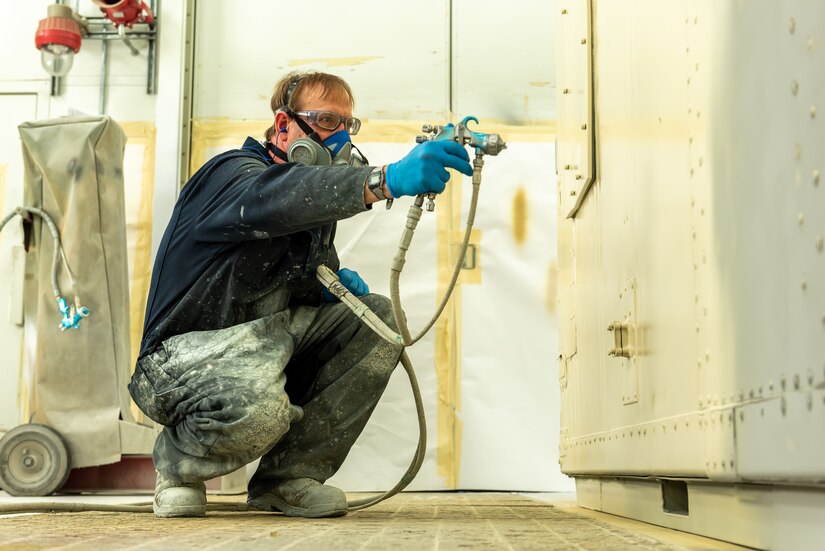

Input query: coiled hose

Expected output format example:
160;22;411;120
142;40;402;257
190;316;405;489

0;207;88;330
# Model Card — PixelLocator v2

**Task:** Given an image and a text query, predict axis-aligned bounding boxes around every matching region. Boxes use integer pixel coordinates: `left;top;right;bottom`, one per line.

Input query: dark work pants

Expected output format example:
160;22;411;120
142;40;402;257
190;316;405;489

128;294;402;496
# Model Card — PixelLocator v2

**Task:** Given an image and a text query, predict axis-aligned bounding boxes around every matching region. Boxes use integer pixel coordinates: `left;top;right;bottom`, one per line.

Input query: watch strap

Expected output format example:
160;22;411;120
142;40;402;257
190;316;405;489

367;167;393;209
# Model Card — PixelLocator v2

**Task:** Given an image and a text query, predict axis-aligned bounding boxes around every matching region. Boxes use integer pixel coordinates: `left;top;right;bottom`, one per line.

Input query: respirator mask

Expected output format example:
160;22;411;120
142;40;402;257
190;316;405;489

288;129;367;168
270;108;368;168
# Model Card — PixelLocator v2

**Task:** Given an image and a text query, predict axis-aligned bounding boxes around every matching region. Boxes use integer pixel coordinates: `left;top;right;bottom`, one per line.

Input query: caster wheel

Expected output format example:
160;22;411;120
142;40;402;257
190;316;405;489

0;424;71;496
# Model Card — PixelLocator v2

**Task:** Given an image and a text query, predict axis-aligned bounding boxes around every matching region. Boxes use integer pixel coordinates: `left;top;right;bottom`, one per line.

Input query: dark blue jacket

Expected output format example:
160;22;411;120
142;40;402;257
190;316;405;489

139;137;372;359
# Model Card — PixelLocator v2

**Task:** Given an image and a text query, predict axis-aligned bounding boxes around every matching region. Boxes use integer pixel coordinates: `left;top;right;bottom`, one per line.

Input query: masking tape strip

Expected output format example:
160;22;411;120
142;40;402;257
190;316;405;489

435;165;472;487
191;120;269;176
120;122;157;426
287;56;384;68
435;175;460;487
190;119;426;175
190;118;557;175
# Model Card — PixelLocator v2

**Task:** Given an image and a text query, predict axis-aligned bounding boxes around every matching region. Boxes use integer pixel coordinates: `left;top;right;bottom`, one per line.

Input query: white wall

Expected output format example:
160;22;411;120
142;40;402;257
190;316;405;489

1;0;568;492
193;0;557;122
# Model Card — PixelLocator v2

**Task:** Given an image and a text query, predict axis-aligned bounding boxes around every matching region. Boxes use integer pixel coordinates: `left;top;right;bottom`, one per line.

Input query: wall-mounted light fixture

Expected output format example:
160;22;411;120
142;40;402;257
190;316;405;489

91;0;154;27
35;4;83;77
35;1;158;104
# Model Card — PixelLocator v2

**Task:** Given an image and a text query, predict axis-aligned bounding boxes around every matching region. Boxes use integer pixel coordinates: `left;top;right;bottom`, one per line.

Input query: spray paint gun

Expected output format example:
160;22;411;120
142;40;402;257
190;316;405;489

415;116;507;211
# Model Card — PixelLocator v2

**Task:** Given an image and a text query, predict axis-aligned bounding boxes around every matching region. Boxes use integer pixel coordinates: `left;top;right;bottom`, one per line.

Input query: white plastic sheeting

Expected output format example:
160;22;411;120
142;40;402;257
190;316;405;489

327;140;569;491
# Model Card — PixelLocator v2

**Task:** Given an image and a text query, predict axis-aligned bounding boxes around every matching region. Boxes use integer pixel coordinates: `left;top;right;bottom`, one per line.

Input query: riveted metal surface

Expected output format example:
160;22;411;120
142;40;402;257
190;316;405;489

578;477;825;551
558;0;825;494
556;0;594;218
561;412;705;476
736;389;825;481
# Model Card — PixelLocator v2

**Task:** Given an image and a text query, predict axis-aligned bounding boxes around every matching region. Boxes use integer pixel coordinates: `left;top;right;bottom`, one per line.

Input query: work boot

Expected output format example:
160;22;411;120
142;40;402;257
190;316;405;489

248;478;348;518
153;472;206;518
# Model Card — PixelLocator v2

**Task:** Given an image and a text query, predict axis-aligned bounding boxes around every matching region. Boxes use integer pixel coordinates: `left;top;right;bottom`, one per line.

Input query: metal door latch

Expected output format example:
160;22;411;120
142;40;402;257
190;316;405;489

608;321;634;358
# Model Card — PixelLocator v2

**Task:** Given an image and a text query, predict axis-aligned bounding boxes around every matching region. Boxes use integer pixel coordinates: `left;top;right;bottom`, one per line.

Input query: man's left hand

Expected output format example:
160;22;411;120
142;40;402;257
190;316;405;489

322;268;369;302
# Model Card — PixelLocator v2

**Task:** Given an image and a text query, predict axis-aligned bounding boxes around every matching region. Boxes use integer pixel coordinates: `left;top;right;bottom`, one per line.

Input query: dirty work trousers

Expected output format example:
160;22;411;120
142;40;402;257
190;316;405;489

128;294;402;498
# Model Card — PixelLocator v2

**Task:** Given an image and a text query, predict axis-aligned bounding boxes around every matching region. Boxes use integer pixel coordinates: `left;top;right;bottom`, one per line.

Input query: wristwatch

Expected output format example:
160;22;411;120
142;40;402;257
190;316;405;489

367;166;393;209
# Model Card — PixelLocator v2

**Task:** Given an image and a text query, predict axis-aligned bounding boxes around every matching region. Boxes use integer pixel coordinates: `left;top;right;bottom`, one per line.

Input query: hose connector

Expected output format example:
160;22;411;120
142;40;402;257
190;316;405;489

57;297;90;331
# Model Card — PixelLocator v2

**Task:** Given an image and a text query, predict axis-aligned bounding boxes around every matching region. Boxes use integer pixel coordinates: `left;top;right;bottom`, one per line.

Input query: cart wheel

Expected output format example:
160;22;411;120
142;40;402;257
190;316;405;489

0;424;71;496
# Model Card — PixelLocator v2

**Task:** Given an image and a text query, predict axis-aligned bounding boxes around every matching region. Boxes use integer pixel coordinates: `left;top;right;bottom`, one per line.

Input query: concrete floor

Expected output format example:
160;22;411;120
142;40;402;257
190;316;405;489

0;491;751;550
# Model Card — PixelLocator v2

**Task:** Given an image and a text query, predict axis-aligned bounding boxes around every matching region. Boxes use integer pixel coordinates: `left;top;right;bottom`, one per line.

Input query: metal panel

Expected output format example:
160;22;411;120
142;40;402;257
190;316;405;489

736;391;825;482
561;412;705;476
558;0;825;522
559;0;701;463
696;1;825;483
556;0;594;217
578;477;825;551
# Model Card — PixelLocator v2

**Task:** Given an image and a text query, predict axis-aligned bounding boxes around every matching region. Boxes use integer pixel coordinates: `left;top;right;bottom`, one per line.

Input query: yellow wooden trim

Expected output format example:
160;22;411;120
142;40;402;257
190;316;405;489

434;168;468;488
287;56;383;68
190;119;270;176
190;117;557;175
120;122;157;425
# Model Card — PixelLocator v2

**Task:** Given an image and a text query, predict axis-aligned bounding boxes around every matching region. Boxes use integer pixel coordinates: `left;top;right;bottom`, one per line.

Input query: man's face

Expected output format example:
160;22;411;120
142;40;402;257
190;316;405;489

273;85;353;155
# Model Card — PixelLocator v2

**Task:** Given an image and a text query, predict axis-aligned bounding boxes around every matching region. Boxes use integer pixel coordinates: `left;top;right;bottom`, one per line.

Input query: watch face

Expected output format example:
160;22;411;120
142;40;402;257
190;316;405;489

369;169;384;198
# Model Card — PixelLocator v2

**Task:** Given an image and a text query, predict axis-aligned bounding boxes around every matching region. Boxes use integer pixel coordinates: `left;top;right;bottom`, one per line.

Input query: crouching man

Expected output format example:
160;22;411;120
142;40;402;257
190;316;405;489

129;70;473;518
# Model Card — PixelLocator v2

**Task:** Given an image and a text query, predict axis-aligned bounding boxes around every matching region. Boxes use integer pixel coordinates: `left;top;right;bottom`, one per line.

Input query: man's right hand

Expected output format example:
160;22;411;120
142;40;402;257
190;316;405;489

385;140;474;198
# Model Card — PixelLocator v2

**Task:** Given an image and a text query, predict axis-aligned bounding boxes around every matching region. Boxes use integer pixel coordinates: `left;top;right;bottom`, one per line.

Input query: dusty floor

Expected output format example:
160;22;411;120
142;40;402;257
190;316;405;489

0;492;749;550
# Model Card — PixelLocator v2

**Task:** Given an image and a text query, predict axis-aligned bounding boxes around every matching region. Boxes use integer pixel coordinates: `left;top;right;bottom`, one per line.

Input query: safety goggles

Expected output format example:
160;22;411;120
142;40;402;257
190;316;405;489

292;110;361;135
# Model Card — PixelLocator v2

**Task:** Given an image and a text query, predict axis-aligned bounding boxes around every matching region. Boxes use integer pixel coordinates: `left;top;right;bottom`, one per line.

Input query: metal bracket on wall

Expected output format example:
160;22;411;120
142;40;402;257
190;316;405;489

51;0;159;112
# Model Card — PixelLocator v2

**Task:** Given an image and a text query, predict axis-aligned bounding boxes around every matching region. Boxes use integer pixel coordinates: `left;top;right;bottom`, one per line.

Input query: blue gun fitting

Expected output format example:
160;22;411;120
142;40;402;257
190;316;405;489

424;116;507;156
57;297;90;330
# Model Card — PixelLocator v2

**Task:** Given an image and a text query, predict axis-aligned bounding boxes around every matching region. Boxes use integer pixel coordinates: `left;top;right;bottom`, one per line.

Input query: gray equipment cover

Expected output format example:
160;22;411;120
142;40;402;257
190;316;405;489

18;116;134;469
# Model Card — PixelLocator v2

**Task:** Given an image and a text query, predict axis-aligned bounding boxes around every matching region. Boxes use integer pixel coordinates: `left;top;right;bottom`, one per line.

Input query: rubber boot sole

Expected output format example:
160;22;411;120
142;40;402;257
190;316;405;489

153;502;206;518
248;493;347;518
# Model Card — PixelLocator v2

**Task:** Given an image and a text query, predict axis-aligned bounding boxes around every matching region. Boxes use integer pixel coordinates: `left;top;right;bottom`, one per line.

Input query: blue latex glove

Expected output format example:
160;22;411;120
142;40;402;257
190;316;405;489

385;139;474;198
322;268;369;302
